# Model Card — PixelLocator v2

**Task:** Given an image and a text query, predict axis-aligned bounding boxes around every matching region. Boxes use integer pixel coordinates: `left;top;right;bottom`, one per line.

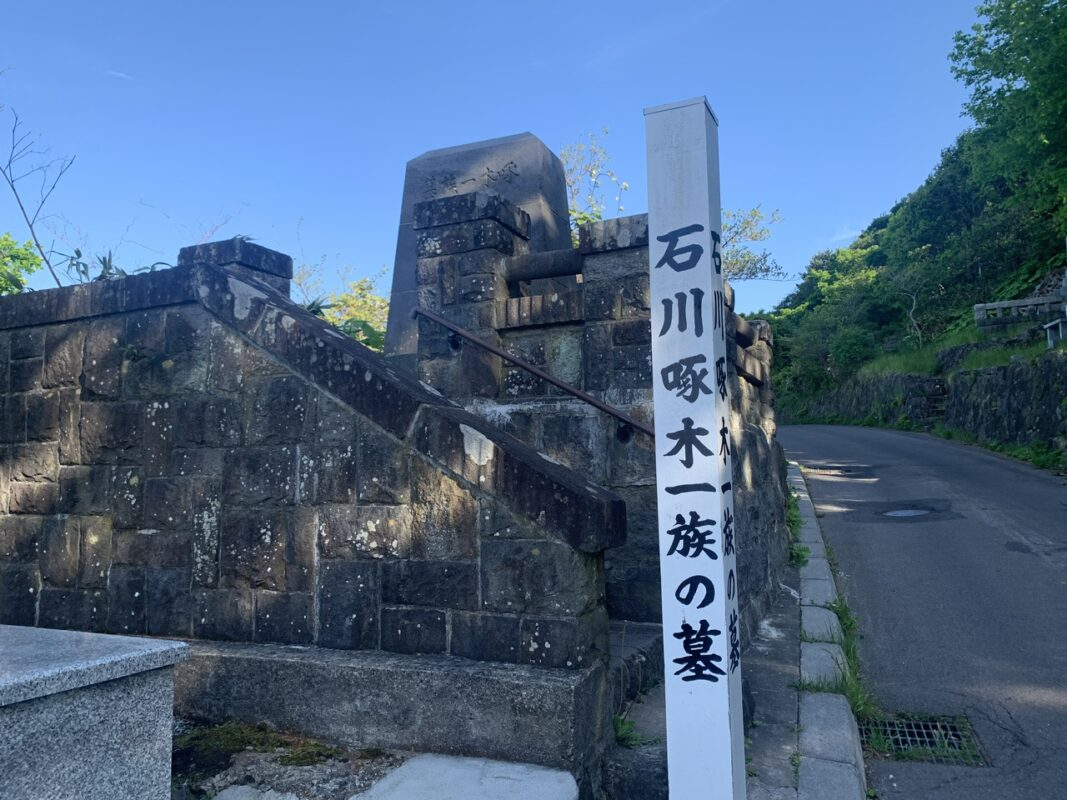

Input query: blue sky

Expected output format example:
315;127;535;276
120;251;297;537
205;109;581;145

2;1;980;314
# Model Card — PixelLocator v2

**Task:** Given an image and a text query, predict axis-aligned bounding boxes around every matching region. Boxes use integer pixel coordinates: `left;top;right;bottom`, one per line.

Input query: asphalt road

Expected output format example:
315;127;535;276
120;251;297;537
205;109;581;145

778;425;1067;800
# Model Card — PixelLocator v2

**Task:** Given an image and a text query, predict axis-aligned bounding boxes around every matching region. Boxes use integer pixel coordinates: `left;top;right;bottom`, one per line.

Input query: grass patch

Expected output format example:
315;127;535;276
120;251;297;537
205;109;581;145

933;425;1066;472
785;491;809;566
613;714;654;748
786;492;803;538
789;543;811;568
798;595;881;721
955;340;1052;372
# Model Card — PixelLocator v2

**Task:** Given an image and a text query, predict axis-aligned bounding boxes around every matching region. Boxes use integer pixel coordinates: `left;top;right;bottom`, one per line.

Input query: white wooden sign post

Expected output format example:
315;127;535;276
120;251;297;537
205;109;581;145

645;97;745;799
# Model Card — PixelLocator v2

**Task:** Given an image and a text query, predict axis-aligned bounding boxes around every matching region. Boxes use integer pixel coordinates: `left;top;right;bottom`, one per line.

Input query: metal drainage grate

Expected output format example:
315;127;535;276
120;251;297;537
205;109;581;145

859;715;987;767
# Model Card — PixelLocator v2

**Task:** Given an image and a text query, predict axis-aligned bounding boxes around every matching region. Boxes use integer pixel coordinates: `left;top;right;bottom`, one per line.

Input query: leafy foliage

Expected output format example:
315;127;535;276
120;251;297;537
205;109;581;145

0;232;41;294
295;262;389;351
560;129;629;242
721;206;786;281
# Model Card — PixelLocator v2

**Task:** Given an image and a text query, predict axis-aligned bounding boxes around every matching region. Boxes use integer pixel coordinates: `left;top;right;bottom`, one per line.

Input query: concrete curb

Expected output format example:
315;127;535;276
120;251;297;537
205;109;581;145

787;463;867;800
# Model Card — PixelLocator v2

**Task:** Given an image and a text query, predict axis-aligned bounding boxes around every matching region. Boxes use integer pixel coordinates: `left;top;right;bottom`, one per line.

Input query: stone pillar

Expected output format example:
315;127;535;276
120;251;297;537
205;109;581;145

413;191;530;398
384;133;572;371
177;238;293;297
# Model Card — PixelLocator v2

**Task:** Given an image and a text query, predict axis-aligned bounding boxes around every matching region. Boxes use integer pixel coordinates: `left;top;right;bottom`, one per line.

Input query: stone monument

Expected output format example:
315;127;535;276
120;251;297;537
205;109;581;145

384;132;572;369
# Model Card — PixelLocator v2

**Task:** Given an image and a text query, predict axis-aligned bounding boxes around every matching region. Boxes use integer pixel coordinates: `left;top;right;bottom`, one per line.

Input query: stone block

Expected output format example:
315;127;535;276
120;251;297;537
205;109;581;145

1;395;26;443
380;606;447;655
42;324;86;388
449;612;521;663
298;444;357;504
520;611;607;670
78;516;113;589
318;504;413;561
193;589;254;641
26;390;60;442
578;214;649;254
219;508;289;591
409;457;478;560
315;393;359;446
255;590;313;645
413;191;532;238
9;358;42;391
81;317;126;400
171;395;243;448
800;577;836;607
542;413;610;485
800;642;847;685
37;587;108;632
112;529;192;570
164;305;211;354
125;309;167;353
797;757;865;800
0;628;185;800
179;238;294;279
56;389;80;463
357;423;410;504
39;517;80;587
0;515;42;561
144;476;220;531
417;219;525;259
10;328;44;359
802;605;843;643
176;641;606;782
799;692;864;769
9;442;58;482
612;319;651;347
80;402;143;464
58;466;108;516
7;481;59;514
107;565;146;634
146;567;192;636
800;557;833;583
581;324;613;391
480;538;600;616
244;376;311;445
223;446;297;506
206;322;287;392
317;559;380;650
122;265;196;311
381;560;478;611
0;563;41;625
122;348;209;398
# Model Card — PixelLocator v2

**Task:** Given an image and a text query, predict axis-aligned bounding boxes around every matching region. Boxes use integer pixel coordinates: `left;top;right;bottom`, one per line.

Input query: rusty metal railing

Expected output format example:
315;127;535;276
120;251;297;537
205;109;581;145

411;306;654;438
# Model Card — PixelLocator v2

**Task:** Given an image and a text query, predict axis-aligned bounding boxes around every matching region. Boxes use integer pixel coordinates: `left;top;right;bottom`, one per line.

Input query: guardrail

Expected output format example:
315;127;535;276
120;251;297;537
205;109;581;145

973;295;1066;328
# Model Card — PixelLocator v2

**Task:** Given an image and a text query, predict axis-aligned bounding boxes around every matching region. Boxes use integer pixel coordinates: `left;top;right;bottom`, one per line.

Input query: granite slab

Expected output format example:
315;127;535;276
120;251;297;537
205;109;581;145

0;624;187;706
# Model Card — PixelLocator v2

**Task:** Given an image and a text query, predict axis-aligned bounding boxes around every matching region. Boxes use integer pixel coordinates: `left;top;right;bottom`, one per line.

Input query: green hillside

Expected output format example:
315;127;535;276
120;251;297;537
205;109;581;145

769;0;1067;412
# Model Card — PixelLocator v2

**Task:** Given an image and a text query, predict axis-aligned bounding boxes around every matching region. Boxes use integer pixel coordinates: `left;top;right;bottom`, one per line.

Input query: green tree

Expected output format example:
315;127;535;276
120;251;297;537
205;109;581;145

951;0;1067;227
0;232;41;294
721;206;785;281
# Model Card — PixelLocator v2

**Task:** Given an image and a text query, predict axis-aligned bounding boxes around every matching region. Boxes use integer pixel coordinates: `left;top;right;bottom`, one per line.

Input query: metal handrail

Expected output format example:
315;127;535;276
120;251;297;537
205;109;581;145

411;305;654;438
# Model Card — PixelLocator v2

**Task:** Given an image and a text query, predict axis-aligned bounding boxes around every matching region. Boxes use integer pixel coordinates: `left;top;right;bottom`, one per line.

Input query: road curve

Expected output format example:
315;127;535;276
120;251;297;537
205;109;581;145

778;425;1067;800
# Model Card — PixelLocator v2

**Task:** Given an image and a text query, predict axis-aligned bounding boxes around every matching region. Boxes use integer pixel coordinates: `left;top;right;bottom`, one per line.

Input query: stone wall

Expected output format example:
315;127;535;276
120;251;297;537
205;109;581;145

408;193;790;642
796;351;1067;452
944;351;1067;447
0;241;624;672
801;374;948;428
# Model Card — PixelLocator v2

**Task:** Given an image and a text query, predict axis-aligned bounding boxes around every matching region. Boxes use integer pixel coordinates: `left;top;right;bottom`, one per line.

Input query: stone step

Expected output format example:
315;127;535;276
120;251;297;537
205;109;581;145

607;620;663;716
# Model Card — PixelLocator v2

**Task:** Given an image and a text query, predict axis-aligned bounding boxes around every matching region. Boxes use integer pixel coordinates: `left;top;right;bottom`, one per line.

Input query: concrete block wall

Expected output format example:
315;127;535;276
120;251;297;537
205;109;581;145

411;195;790;641
0;243;624;672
